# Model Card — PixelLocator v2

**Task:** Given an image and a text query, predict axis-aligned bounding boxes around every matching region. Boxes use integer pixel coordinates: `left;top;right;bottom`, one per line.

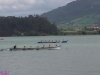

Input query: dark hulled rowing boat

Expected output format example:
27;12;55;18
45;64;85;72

38;40;68;43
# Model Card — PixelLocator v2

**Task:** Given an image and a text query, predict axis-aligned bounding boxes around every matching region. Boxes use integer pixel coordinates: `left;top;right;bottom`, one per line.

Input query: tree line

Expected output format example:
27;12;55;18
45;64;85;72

0;15;58;36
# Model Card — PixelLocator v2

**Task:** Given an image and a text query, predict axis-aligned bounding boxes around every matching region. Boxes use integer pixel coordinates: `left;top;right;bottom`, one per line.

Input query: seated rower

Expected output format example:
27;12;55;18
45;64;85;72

14;45;16;49
42;45;45;48
48;44;50;48
36;46;39;50
55;44;57;46
23;46;26;50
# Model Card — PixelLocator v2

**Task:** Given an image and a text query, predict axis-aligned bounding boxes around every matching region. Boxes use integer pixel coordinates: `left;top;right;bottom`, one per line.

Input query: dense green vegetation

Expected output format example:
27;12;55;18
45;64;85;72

0;15;58;36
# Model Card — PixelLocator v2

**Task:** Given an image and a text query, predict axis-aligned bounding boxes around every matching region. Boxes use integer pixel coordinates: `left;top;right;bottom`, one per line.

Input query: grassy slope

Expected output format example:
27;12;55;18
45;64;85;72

58;14;100;29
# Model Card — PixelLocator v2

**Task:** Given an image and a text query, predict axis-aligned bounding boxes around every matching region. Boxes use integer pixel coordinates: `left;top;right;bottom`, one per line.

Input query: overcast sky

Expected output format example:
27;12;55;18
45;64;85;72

0;0;75;17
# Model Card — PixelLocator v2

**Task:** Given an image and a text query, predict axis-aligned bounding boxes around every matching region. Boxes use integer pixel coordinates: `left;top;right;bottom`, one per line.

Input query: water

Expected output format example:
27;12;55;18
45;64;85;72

0;35;100;75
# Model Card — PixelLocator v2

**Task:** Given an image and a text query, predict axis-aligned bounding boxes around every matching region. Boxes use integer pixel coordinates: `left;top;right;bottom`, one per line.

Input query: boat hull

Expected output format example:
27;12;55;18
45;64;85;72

48;46;60;50
9;46;60;51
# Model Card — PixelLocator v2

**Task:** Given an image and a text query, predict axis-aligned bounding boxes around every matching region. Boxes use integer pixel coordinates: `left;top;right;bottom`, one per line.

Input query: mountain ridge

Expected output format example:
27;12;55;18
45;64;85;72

41;0;100;28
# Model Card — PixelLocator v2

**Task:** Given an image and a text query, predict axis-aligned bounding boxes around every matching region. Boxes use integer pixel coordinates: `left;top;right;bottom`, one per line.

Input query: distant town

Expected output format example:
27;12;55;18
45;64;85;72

60;25;100;35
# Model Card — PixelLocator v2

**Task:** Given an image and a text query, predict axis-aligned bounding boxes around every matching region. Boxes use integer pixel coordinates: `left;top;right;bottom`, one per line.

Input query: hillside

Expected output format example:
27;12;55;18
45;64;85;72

58;14;100;29
41;0;100;28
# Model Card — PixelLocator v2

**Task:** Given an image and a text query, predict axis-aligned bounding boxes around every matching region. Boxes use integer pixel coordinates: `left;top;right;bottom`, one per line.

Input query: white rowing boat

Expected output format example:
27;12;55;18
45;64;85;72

9;46;60;51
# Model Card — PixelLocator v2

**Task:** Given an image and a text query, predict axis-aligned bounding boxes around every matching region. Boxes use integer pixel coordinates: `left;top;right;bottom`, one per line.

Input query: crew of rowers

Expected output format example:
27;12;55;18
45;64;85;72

13;45;26;50
13;45;28;50
41;40;61;43
41;44;58;48
13;44;58;50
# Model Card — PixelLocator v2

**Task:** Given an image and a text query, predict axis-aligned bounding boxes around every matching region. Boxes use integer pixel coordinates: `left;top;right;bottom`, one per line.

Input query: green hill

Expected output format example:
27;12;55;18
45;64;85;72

59;14;100;29
41;0;100;29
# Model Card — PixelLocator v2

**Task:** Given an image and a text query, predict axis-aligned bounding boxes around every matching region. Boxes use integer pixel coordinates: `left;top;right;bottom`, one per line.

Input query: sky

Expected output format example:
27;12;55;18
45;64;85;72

0;0;75;17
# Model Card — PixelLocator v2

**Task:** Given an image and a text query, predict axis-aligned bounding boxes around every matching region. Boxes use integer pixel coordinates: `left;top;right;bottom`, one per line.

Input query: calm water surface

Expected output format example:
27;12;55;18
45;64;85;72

0;35;100;75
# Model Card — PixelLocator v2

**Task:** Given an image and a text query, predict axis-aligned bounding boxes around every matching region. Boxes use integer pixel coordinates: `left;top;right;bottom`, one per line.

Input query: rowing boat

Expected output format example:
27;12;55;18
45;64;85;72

38;40;68;43
9;48;35;51
9;46;60;51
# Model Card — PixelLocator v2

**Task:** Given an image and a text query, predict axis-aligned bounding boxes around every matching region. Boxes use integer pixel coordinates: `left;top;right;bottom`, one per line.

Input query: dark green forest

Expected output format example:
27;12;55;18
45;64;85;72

0;15;58;36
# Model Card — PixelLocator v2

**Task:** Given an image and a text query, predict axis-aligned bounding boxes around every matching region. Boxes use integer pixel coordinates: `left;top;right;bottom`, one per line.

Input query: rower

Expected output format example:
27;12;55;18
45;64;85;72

36;46;39;50
45;40;46;43
14;45;16;49
41;40;42;42
43;45;45;48
23;46;26;50
49;44;50;47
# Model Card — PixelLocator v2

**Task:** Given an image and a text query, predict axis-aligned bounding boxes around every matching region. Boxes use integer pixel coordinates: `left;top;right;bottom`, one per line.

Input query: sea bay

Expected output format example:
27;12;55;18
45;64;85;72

0;35;100;75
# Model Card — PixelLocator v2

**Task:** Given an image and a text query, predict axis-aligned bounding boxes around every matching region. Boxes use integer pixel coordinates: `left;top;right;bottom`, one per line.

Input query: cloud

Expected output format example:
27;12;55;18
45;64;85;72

0;0;75;16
